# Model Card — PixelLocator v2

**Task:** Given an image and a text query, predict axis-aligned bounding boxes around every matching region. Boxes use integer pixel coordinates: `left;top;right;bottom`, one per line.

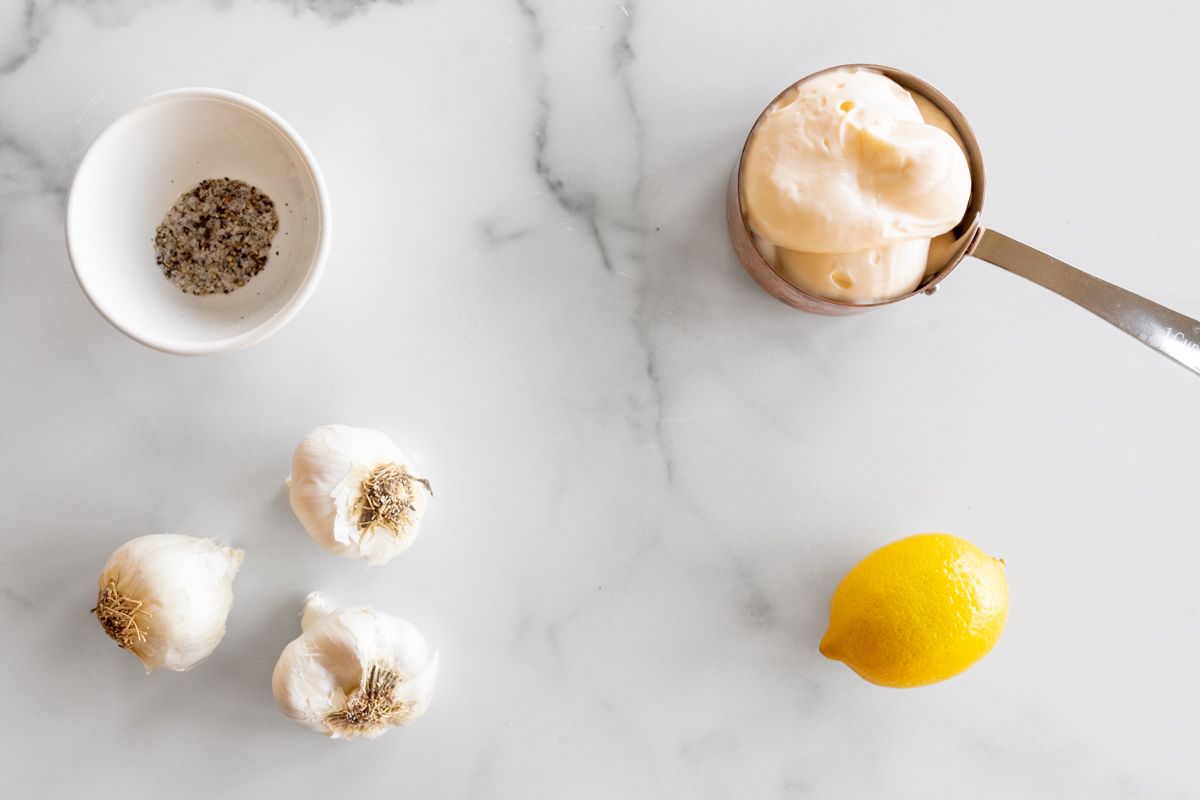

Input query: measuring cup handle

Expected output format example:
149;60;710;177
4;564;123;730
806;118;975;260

970;228;1200;377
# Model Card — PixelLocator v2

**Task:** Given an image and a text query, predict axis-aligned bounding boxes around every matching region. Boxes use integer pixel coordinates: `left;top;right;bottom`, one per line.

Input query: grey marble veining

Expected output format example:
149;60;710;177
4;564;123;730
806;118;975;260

1;0;1199;797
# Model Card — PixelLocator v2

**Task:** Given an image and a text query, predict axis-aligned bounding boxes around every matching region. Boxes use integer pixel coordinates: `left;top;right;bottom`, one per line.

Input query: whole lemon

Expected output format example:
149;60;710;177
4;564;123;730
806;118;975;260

820;533;1007;688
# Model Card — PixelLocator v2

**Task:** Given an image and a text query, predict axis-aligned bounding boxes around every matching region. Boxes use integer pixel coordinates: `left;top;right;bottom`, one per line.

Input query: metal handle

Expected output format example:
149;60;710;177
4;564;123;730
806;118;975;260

970;228;1200;377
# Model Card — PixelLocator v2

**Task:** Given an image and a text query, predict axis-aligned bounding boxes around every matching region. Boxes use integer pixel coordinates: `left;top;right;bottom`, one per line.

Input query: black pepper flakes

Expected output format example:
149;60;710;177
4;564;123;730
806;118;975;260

153;177;279;295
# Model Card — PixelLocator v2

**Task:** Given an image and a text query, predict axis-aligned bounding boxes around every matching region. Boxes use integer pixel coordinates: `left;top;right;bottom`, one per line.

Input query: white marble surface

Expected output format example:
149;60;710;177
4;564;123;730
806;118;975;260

2;0;1199;797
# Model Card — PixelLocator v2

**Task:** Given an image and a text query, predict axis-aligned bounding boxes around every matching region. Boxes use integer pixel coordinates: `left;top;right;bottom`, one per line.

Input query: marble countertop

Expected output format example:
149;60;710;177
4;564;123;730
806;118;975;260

2;0;1199;797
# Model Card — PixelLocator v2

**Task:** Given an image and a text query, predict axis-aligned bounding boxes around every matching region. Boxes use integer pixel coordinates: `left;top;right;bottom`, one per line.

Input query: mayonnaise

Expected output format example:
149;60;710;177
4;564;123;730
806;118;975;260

741;67;971;303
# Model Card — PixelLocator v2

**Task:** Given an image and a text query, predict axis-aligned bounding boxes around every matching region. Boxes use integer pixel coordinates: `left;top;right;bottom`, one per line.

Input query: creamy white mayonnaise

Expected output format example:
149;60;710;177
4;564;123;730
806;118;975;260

741;67;971;303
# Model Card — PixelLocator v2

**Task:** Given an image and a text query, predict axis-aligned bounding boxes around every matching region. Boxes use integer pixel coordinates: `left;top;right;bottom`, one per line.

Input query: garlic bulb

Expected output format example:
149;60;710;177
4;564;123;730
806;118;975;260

272;592;438;739
92;534;243;672
288;424;432;565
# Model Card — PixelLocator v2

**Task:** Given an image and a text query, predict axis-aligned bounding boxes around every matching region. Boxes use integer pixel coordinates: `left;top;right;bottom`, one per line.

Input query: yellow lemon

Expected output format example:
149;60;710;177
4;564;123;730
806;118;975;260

820;533;1007;688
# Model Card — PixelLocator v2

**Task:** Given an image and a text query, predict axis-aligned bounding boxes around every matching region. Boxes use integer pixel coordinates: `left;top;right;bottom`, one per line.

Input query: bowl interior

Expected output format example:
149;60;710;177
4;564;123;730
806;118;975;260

67;92;325;353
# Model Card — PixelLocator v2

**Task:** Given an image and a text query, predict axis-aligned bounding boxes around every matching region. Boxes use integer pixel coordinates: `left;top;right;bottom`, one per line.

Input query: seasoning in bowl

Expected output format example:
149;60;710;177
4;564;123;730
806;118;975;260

153;177;279;295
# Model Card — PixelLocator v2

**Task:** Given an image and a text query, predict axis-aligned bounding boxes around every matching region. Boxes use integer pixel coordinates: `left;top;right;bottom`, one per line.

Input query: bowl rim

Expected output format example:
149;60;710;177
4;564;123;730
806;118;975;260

65;86;332;356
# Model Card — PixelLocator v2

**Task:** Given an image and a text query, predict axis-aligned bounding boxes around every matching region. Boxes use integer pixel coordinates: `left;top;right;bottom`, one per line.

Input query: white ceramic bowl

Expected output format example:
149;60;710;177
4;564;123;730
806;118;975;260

66;88;331;355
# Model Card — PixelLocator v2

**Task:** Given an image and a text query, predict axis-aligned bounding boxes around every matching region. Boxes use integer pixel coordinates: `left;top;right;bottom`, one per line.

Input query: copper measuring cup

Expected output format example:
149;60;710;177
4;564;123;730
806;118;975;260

726;64;1200;377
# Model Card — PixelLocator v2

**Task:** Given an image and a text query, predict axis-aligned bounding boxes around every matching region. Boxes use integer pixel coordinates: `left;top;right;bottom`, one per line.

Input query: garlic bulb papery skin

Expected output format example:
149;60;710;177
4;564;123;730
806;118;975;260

271;592;439;740
92;534;244;672
287;424;431;566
